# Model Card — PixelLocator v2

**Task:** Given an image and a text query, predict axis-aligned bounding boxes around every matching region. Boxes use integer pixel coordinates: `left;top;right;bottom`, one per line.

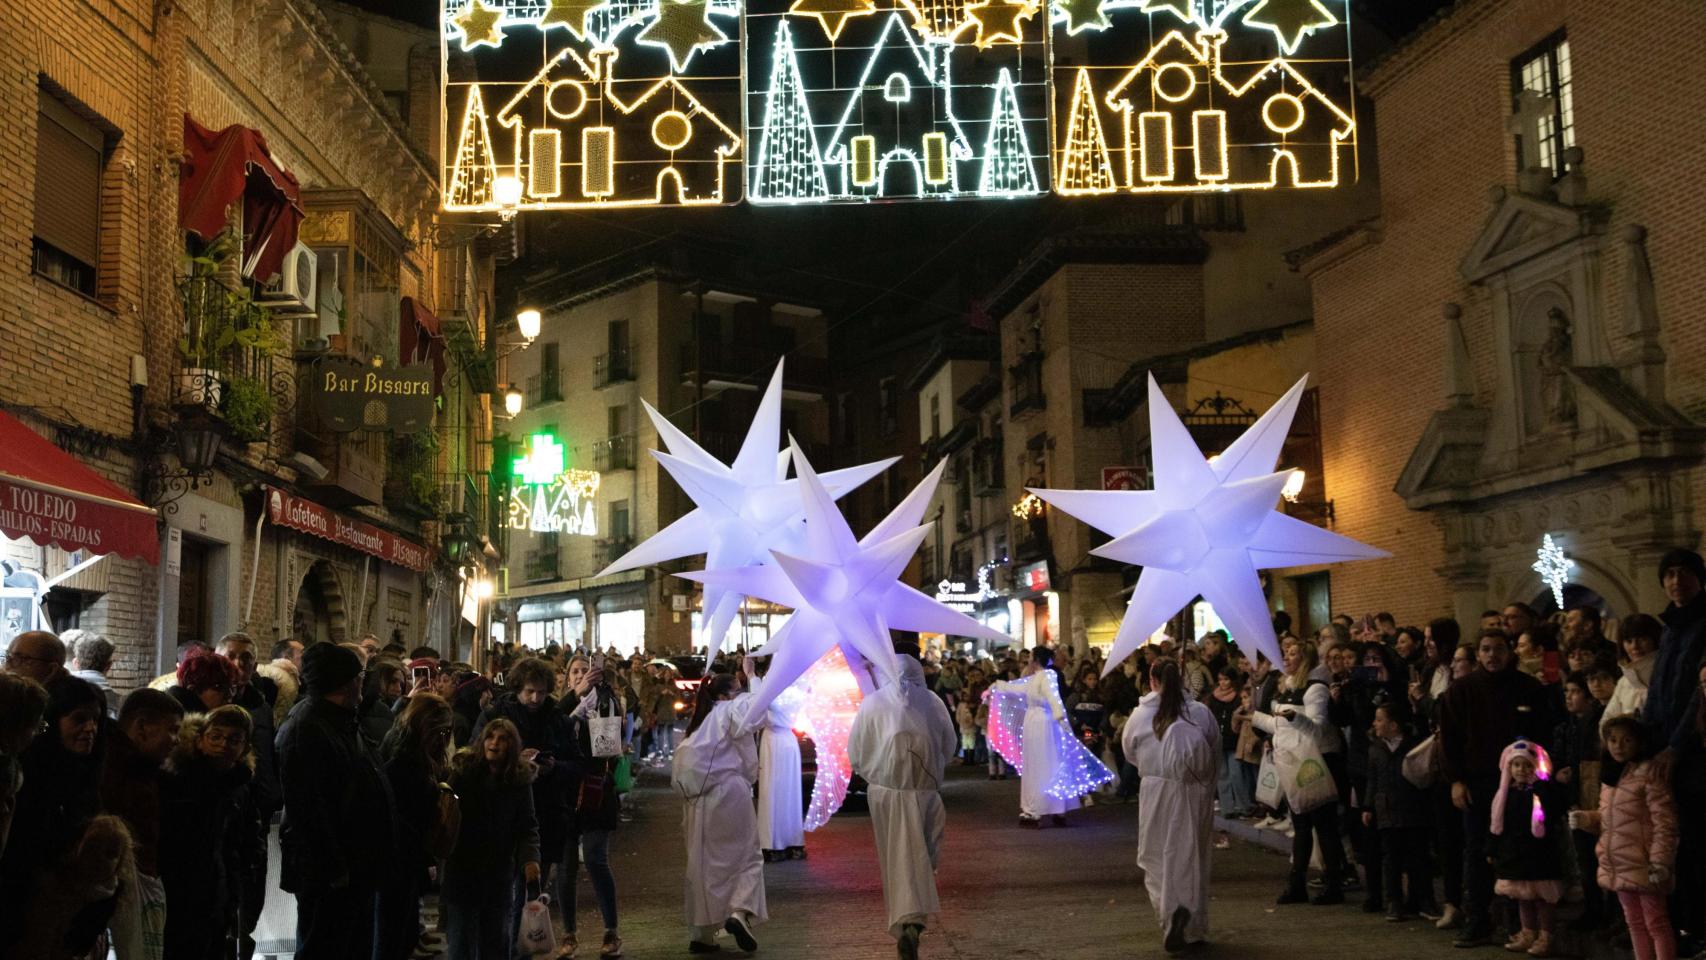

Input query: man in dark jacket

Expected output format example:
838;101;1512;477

101;689;185;954
218;631;279;960
1648;549;1706;754
1438;629;1553;947
276;642;397;960
1362;700;1433;921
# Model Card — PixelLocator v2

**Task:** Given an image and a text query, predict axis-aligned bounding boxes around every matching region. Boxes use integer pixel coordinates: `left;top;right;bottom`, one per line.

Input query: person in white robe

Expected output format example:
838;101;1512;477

756;677;806;860
1123;659;1221;955
672;668;769;954
989;648;1076;825
848;651;959;960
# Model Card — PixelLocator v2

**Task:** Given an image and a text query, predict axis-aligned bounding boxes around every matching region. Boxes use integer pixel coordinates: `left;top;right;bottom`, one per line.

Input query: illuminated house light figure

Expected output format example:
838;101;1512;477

490;45;742;208
822;13;974;198
1103;29;1355;192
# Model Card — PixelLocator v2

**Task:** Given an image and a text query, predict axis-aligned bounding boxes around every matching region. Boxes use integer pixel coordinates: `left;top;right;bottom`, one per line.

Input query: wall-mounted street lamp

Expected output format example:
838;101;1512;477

503;385;524;417
516;308;541;341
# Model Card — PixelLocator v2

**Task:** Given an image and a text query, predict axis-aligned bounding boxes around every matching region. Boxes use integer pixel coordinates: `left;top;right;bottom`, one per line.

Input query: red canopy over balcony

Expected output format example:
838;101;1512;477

179;116;304;283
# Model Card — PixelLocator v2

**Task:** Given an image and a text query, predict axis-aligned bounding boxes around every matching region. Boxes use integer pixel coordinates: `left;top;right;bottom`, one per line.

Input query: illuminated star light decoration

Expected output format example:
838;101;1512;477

1029;375;1388;670
598;361;896;655
637;0;730;71
451;0;507;48
794;646;865;829
1533;534;1573;609
983;670;1116;799
680;438;1010;716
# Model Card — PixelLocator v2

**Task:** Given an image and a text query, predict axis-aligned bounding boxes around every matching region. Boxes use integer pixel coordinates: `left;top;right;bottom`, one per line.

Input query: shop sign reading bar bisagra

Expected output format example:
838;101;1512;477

440;0;1355;209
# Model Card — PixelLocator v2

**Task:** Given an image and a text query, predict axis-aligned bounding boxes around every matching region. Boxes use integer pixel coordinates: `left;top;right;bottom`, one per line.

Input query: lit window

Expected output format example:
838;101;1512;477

1511;33;1576;177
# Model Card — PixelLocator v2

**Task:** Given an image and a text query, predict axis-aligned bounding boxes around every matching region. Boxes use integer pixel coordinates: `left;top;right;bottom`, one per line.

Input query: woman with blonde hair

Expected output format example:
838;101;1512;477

443;717;541;959
1253;636;1347;905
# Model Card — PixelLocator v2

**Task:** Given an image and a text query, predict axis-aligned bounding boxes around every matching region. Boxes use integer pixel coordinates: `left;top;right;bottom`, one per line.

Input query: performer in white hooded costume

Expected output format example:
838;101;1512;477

672;667;769;954
756;671;807;860
988;647;1076;825
1122;659;1221;955
848;645;959;960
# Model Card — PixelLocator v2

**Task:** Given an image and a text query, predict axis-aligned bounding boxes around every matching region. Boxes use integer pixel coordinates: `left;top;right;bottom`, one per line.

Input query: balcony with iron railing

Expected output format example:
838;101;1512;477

526;368;563;407
523;548;559;584
597;535;634;569
679;338;828;395
594;435;636;471
595;345;634;388
972;436;1004;496
1009;352;1046;418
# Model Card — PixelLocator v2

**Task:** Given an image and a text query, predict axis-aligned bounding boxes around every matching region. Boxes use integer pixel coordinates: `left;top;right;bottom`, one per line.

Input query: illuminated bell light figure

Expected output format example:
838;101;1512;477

1029;374;1387;670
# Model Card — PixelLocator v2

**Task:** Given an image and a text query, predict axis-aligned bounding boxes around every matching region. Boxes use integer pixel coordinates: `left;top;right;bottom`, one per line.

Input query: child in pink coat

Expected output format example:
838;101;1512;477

1572;714;1679;960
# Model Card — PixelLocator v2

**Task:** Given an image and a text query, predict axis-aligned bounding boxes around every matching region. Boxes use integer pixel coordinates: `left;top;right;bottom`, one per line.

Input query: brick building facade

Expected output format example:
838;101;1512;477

1301;0;1706;627
1;0;498;687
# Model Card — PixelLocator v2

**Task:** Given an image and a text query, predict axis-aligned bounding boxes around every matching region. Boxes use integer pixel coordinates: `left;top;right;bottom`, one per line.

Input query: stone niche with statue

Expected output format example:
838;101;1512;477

1396;149;1706;623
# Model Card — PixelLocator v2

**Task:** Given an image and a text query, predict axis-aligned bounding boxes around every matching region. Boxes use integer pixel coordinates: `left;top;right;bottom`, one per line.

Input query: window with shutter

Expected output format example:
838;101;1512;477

32;89;106;296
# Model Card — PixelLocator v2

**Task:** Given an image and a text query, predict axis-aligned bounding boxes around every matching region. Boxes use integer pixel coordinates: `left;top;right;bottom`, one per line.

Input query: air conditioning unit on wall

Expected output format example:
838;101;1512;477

258;242;317;318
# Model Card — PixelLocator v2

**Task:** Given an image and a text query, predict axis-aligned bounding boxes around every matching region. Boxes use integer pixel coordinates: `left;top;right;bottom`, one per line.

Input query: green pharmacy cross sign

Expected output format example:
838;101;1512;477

513;433;567;485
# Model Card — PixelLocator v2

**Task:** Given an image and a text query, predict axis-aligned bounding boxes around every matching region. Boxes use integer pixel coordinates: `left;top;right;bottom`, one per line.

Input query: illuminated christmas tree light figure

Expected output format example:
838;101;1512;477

752;21;830;202
979;69;1039;195
1057;67;1115;194
447;86;499;207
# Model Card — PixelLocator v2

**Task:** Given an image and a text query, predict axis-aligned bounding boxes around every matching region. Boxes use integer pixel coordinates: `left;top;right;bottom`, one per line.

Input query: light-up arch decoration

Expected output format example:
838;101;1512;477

1050;0;1356;196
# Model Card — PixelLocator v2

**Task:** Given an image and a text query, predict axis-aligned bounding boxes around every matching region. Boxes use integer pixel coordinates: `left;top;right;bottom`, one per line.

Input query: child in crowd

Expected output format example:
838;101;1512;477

1490;740;1566;957
1553;671;1606;929
1585;660;1620;709
1573;715;1679;960
1362;701;1435;921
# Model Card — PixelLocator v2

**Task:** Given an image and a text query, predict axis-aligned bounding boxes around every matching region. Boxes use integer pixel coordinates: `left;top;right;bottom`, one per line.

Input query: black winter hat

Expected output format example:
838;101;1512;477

1658;548;1706;587
301;642;363;695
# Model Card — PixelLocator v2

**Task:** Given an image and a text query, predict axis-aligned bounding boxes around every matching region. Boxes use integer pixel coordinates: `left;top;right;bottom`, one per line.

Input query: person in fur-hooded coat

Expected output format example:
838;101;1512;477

159;706;258;960
15;813;134;960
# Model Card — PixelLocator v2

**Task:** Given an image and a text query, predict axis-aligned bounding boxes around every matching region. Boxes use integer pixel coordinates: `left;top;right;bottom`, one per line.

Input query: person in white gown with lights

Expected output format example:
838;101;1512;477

672;665;769;954
756;663;807;861
1123;658;1221;955
989;647;1076;826
849;643;959;960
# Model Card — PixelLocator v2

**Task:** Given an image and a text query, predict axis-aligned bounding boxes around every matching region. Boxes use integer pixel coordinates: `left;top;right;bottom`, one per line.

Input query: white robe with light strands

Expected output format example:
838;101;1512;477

848;657;960;938
1123;694;1220;947
990;671;1076;817
757;683;806;851
672;687;769;936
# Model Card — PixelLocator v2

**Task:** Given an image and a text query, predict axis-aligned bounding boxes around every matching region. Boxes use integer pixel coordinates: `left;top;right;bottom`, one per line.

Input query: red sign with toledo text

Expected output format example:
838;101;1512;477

266;486;433;572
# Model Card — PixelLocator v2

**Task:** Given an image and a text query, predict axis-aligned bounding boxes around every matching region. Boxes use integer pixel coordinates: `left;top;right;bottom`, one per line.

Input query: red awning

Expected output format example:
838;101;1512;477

0;411;158;564
400;296;447;396
179;116;305;284
265;486;433;572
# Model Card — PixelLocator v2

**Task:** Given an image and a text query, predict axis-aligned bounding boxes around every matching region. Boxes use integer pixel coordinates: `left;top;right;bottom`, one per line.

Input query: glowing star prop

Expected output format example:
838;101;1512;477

679;439;1010;717
965;0;1037;48
1533;534;1573;608
539;0;610;40
451;0;507;48
1054;0;1110;35
598;361;896;655
1241;0;1337;55
983;670;1115;799
795;646;864;830
1029;375;1388;670
789;0;878;40
638;0;729;71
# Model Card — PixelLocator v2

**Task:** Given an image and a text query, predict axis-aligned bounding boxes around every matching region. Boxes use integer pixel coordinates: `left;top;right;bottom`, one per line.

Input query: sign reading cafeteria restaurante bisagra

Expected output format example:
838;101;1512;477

439;0;1356;210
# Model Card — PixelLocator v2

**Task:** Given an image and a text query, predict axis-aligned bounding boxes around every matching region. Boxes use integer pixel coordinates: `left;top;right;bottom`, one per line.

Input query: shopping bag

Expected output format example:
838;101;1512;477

1255;748;1283;809
1401;734;1440;789
588;713;624;758
110;870;166;960
613;753;634;794
516;893;557;956
1272;722;1336;813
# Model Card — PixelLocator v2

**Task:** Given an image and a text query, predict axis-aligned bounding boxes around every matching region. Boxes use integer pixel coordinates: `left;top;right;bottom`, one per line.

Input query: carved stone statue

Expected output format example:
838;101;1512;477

1538;307;1576;426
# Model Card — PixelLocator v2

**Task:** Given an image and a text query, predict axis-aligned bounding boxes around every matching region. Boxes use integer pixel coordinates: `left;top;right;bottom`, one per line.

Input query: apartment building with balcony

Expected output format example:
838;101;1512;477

497;244;833;655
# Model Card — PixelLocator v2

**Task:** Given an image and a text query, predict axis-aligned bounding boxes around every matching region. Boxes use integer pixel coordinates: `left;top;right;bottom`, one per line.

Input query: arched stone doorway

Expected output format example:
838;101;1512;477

291;559;348;644
1530;583;1610;620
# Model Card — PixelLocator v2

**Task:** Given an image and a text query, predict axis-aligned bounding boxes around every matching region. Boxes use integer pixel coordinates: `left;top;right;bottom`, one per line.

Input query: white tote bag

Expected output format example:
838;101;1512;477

1254;747;1284;809
1272;722;1337;814
586;693;624;759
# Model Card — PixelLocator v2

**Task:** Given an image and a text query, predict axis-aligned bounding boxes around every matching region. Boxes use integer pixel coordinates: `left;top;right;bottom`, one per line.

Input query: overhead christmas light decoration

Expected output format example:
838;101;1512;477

1029;375;1386;669
441;0;743;211
1532;534;1573;609
508;469;602;534
440;0;1354;206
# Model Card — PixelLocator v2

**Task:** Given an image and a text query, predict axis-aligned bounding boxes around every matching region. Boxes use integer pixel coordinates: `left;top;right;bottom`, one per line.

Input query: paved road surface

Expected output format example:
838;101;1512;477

259;758;1528;958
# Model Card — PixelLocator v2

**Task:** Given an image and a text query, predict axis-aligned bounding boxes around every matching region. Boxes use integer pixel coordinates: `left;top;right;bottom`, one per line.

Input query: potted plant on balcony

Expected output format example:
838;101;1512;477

385;428;443;520
176;232;245;411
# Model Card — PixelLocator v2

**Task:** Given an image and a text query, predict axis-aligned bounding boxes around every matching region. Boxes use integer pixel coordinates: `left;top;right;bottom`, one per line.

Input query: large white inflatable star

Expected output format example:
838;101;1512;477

681;439;1010;715
597;361;895;656
1030;375;1387;671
